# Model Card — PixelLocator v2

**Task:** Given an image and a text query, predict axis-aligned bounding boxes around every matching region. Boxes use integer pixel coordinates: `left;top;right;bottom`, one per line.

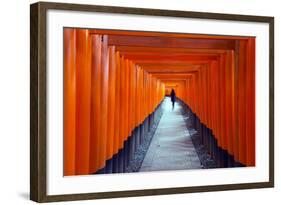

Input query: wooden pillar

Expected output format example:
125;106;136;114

130;62;136;131
119;56;125;149
124;59;129;140
237;40;247;165
75;29;91;175
135;66;140;126
99;35;109;169
245;38;256;166
114;52;121;154
89;34;102;173
63;28;76;176
225;50;234;157
219;54;227;151
106;46;116;160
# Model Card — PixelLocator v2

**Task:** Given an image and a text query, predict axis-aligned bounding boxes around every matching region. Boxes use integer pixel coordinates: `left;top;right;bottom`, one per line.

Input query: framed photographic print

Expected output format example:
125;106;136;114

30;1;274;202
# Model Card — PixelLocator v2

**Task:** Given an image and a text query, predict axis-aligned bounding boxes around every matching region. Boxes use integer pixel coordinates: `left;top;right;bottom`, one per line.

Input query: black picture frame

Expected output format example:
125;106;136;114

30;1;274;202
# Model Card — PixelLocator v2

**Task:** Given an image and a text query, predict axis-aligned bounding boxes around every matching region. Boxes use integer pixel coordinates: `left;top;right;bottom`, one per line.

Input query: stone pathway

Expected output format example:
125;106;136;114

140;97;202;172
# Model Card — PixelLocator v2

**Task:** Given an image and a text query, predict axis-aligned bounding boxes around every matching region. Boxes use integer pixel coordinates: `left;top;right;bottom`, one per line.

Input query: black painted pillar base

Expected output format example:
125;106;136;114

176;98;246;168
93;100;164;174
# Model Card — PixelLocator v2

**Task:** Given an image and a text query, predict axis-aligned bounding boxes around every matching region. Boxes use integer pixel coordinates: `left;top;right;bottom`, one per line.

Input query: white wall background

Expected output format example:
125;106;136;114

0;0;279;204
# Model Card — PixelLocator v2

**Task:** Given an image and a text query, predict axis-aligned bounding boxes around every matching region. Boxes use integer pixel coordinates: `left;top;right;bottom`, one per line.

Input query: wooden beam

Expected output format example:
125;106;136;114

108;35;236;50
116;46;227;54
89;29;250;40
121;54;219;61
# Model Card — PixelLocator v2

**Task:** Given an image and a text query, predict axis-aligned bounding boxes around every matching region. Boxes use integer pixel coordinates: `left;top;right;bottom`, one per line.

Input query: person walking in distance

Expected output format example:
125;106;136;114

170;89;176;110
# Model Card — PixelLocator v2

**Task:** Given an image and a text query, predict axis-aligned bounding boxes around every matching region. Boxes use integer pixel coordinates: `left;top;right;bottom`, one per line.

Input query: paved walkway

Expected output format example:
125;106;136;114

140;97;202;172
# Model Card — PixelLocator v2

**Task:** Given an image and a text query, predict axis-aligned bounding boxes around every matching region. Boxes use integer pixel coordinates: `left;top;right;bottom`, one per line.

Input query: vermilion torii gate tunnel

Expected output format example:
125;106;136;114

63;28;255;176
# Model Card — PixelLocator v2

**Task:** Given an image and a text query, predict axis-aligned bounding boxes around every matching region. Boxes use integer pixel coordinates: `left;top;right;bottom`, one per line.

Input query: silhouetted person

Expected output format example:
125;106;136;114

170;89;176;109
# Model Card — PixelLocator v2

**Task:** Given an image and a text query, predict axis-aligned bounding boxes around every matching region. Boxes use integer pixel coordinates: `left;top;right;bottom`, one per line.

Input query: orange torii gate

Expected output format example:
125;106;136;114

63;28;255;176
